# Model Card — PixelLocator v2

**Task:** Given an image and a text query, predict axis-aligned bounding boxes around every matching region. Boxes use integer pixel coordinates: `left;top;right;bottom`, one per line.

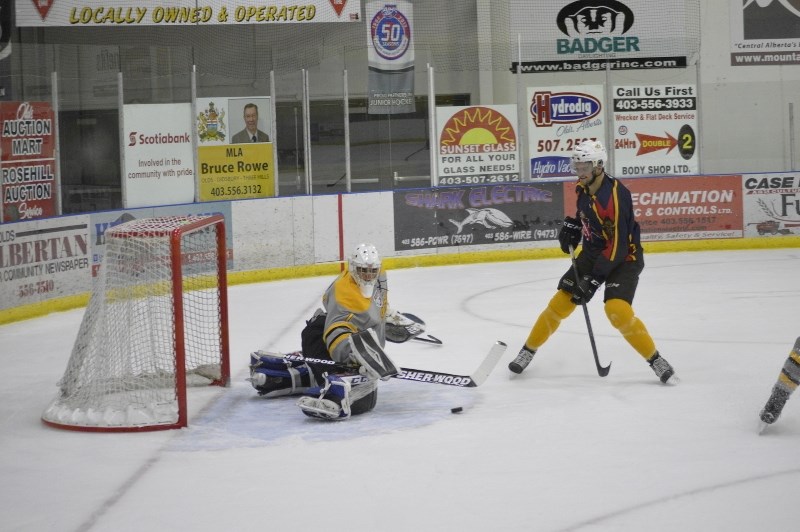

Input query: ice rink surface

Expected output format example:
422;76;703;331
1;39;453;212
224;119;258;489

2;248;799;532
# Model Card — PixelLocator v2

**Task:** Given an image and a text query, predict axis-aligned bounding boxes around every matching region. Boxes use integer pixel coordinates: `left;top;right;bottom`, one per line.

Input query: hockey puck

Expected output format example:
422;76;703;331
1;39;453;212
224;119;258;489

450;407;463;414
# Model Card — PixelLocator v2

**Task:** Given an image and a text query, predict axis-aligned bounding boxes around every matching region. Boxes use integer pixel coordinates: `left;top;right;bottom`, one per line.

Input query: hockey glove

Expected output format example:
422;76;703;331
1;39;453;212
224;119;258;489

558;217;582;254
571;274;601;304
385;310;426;343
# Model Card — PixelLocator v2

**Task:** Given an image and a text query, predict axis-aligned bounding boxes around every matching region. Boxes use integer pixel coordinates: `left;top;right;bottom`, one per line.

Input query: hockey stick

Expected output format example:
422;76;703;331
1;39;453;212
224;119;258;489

568;245;611;377
411;334;443;345
282;341;506;388
399;313;443;345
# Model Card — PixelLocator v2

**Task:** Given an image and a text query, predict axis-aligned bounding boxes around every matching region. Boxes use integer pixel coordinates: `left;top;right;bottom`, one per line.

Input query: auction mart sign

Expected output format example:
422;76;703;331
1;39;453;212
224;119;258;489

1;102;57;222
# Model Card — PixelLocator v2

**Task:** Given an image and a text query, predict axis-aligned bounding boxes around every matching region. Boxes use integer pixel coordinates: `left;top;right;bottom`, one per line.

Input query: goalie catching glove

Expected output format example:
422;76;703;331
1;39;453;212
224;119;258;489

385;310;427;343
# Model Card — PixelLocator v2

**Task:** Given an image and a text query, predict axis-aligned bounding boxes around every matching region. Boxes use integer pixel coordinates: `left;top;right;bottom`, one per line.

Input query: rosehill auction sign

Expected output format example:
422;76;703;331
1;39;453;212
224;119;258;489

1;101;58;222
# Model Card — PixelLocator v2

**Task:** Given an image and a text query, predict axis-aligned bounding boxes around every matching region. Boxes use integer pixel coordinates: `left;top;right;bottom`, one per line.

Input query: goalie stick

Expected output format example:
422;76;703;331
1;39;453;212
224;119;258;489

280;341;507;388
411;334;443;345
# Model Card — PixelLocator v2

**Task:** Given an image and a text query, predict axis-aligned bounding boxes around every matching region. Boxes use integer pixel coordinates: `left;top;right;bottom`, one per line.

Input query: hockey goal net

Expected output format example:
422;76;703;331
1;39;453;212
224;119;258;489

42;215;230;432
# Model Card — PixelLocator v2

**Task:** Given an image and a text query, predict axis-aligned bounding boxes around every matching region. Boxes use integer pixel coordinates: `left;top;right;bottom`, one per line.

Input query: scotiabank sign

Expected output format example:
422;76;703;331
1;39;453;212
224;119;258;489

1;102;58;222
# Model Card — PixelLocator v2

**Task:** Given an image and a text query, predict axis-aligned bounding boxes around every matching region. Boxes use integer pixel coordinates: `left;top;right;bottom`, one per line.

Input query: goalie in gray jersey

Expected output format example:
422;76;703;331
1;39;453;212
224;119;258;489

249;243;427;420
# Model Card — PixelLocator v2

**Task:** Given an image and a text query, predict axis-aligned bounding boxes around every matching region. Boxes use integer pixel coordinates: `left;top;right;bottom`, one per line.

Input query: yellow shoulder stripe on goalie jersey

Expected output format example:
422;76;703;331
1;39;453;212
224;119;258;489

332;272;371;313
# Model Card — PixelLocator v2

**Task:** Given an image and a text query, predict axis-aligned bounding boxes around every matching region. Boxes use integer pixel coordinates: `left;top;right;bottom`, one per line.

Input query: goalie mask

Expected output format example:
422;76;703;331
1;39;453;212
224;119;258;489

349;243;381;297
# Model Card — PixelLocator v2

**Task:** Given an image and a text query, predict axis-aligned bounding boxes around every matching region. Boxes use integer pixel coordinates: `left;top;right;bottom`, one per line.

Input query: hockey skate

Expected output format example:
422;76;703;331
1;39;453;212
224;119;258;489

760;386;791;426
648;352;677;384
508;346;536;374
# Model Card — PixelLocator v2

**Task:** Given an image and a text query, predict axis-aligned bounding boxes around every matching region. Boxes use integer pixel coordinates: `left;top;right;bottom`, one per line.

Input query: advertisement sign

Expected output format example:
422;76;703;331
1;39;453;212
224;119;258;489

730;0;800;66
366;1;415;114
608;175;743;241
122;103;195;208
509;0;694;73
74;45;120;110
196;96;274;201
1;101;58;222
197;144;273;201
393;183;564;251
436;105;520;186
527;85;606;179
612;84;698;177
16;0;361;26
742;172;800;237
0;0;12;63
0;217;91;310
89;203;233;277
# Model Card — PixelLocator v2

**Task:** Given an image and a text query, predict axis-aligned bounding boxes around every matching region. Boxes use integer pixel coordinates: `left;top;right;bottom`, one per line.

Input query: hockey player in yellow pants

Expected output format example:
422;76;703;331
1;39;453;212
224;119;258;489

508;140;676;383
759;337;800;428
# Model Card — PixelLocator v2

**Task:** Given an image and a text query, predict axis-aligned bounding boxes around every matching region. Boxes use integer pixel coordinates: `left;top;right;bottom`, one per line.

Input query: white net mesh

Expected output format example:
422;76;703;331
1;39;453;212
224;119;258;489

42;215;228;431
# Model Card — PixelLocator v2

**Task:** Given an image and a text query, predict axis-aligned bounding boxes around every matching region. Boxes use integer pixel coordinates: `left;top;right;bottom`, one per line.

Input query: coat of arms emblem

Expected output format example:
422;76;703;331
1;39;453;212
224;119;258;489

197;102;227;142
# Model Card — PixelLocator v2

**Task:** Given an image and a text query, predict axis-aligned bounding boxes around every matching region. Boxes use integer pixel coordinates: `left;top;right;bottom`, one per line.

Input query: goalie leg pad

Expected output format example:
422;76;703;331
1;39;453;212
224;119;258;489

297;374;352;420
349;329;399;380
249;351;312;397
347;375;379;416
297;374;379;420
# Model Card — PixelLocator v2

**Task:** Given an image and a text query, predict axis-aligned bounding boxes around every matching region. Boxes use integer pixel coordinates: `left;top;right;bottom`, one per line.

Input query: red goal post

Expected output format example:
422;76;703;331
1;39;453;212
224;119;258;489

42;215;230;432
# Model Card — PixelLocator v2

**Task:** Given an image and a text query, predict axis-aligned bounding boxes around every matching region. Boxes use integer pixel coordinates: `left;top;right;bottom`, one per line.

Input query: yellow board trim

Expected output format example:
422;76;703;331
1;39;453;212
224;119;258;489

2;236;798;326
